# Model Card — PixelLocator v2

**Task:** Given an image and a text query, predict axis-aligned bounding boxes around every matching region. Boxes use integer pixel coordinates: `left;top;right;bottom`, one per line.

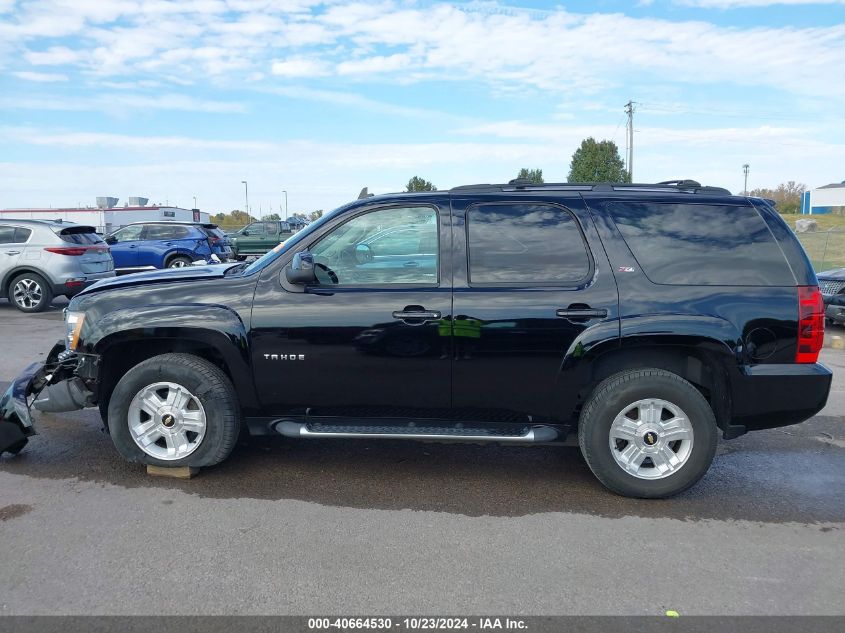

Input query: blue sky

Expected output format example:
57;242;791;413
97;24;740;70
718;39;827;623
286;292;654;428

1;0;844;215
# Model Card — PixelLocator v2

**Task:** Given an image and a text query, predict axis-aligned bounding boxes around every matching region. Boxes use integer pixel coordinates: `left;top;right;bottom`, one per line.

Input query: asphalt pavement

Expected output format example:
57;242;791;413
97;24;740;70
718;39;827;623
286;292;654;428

0;298;843;615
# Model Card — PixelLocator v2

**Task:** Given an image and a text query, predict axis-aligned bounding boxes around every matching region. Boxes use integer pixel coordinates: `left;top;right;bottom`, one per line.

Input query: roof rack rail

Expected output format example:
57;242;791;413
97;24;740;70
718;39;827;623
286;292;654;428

450;180;732;195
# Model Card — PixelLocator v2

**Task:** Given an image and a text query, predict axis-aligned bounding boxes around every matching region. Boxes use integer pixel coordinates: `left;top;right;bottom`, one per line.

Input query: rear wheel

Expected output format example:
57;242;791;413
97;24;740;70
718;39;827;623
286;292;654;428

167;255;193;268
10;272;53;313
578;368;718;498
107;353;240;468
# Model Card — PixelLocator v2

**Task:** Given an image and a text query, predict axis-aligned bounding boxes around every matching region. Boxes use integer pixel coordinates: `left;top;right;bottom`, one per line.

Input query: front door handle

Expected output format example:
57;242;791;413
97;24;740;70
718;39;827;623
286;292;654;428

393;308;441;322
556;307;608;320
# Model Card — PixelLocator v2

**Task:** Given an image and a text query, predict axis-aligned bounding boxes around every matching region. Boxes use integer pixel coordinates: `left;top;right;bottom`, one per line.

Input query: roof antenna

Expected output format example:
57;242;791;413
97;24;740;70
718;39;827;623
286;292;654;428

358;187;374;200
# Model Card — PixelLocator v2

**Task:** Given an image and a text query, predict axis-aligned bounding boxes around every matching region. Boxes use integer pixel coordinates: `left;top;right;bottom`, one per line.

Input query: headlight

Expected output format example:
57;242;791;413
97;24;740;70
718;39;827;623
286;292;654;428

65;311;85;350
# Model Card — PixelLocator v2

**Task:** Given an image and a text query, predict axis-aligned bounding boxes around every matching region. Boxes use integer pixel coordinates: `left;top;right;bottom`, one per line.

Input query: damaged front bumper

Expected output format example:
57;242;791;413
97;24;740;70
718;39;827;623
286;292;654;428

0;342;91;455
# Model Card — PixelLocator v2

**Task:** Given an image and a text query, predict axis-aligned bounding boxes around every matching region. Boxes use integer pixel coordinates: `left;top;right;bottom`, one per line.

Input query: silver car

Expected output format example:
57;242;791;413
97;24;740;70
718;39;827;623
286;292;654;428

0;219;115;313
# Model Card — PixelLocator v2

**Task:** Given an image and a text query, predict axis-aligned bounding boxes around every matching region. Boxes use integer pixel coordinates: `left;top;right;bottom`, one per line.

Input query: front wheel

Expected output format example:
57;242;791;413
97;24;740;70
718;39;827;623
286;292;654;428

107;353;240;468
578;368;718;498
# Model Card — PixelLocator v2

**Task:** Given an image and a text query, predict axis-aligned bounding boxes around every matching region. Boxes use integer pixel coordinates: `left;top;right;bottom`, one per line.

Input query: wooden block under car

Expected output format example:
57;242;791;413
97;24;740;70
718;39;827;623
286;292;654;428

831;336;844;351
146;465;199;479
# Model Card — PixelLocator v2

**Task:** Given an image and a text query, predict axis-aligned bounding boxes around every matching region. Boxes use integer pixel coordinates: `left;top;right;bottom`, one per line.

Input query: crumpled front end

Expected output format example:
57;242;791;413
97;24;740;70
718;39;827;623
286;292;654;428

0;342;82;455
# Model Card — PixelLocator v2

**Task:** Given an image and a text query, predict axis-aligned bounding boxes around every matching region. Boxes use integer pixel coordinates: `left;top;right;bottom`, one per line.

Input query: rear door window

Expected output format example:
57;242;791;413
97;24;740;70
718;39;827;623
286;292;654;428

606;201;793;286
15;228;32;243
466;203;591;285
0;226;17;243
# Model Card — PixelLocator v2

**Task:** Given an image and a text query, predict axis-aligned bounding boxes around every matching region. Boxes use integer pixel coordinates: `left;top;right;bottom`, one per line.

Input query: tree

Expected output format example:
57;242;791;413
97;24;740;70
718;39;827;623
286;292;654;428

261;213;281;221
516;168;544;184
567;138;630;183
748;181;806;214
211;209;255;230
406;176;437;192
309;210;324;221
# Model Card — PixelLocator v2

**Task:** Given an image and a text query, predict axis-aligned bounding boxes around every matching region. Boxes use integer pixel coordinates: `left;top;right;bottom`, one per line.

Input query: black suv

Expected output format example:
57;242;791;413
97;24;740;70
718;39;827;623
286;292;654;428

0;180;831;498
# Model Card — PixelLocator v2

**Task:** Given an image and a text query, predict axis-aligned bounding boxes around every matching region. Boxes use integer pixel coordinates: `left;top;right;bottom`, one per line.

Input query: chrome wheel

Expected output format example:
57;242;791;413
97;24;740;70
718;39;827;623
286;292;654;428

608;398;694;480
13;278;43;309
127;382;206;460
169;258;190;268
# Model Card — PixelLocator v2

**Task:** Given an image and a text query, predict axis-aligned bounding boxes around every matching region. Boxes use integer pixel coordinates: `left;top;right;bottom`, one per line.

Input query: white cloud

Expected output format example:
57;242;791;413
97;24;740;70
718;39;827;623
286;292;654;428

1;1;843;99
0;94;248;114
12;70;68;82
24;45;80;65
271;57;327;77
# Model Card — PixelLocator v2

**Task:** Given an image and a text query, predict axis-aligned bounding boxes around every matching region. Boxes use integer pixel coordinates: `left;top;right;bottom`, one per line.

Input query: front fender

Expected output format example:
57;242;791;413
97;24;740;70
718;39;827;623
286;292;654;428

80;304;259;412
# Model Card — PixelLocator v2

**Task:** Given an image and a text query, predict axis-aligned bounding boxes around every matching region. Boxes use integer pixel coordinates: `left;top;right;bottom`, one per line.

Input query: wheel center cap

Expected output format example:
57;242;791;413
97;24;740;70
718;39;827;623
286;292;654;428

642;430;659;446
161;414;176;428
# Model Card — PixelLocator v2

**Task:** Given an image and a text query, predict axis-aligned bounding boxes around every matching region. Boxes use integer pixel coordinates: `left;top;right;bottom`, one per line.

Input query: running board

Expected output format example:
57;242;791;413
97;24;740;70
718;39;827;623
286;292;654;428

273;420;558;444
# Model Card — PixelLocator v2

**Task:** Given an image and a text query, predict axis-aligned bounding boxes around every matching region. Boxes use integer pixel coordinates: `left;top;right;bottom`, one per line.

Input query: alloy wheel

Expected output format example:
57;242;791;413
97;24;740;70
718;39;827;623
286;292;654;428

13;278;43;310
608;398;695;480
127;381;207;460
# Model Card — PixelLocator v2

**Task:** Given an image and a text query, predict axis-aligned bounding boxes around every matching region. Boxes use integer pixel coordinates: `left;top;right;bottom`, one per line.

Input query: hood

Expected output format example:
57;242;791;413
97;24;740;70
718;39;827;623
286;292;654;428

78;263;241;296
816;268;845;281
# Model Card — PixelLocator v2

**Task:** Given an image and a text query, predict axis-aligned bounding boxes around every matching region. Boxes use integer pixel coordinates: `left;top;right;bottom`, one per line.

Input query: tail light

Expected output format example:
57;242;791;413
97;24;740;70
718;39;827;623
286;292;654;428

796;285;824;363
45;246;109;256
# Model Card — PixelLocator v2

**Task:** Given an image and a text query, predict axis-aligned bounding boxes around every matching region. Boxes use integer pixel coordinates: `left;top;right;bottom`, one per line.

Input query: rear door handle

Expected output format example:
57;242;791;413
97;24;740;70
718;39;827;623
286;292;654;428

556;308;608;319
4;250;21;255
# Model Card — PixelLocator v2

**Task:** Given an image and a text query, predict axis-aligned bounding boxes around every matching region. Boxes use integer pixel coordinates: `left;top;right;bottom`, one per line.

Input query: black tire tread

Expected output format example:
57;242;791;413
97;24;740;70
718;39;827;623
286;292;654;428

578;368;717;499
108;352;239;467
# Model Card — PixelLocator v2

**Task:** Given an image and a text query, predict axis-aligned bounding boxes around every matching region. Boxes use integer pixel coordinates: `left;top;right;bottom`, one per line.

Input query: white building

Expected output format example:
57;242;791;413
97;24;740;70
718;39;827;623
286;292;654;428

0;197;210;234
800;182;845;215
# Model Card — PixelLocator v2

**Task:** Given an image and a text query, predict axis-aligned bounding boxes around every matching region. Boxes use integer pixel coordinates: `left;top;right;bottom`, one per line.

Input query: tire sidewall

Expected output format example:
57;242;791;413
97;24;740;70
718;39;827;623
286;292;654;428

10;272;52;313
107;358;234;467
580;372;718;498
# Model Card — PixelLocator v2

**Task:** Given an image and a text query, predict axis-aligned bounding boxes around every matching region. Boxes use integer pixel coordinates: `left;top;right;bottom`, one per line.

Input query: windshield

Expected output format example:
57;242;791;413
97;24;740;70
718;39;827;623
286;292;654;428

242;203;351;275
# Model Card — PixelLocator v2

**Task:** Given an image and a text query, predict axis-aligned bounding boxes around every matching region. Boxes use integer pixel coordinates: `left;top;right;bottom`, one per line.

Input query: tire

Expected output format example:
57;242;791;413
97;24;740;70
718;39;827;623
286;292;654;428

9;272;53;313
578;368;718;499
235;254;246;262
166;255;193;268
107;353;240;468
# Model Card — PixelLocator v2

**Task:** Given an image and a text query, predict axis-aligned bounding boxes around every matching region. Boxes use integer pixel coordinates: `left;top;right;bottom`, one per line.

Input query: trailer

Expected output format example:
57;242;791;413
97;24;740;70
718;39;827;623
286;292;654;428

0;205;210;235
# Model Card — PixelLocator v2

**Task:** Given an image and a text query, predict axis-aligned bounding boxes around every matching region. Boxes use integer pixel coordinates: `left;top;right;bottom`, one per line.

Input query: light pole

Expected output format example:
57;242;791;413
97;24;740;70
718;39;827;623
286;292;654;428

193;196;197;209
742;164;750;195
241;180;249;215
282;190;288;218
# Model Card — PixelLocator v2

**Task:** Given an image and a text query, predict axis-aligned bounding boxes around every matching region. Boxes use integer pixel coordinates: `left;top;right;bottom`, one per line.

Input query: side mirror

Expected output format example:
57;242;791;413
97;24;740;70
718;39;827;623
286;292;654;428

354;243;373;264
242;230;250;236
286;251;316;284
105;235;117;244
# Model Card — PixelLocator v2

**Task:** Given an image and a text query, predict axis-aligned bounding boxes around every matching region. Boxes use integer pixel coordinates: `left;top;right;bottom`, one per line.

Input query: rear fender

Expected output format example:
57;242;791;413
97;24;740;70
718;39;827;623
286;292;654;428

556;315;740;432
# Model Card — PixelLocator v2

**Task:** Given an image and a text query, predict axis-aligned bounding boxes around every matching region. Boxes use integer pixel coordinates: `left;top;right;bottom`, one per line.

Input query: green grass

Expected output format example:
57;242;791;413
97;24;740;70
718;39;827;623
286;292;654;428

778;214;845;271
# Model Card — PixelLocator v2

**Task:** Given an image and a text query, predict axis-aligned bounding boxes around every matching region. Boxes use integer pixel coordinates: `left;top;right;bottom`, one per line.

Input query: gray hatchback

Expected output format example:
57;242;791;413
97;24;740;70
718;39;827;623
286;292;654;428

0;219;115;313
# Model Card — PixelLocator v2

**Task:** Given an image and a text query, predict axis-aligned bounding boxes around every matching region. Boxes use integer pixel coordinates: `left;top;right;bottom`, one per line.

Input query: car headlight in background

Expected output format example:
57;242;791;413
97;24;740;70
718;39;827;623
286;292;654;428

65;312;85;350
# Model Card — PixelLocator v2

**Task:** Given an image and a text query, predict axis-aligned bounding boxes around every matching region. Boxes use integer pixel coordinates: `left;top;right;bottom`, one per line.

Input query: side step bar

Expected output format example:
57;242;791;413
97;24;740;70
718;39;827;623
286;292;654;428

274;420;558;444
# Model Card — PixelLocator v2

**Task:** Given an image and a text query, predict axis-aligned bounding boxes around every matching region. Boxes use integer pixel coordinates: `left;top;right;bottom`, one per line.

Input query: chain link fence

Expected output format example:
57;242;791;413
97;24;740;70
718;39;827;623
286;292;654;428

795;229;845;272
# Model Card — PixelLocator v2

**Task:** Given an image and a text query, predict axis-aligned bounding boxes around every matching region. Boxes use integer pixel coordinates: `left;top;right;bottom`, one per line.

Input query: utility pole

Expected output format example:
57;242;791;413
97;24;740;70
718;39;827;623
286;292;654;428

625;100;636;182
282;190;288;218
742;164;750;195
241;180;249;215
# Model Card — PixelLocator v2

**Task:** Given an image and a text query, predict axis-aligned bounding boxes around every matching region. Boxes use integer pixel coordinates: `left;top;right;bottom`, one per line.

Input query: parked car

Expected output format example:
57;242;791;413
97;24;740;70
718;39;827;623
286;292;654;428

818;267;845;325
0;219;114;313
230;220;293;260
1;179;832;498
105;221;229;273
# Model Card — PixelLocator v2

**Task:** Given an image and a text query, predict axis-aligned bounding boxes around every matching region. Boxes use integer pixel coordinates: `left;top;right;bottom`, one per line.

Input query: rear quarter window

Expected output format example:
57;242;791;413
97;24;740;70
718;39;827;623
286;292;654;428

606;201;794;286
